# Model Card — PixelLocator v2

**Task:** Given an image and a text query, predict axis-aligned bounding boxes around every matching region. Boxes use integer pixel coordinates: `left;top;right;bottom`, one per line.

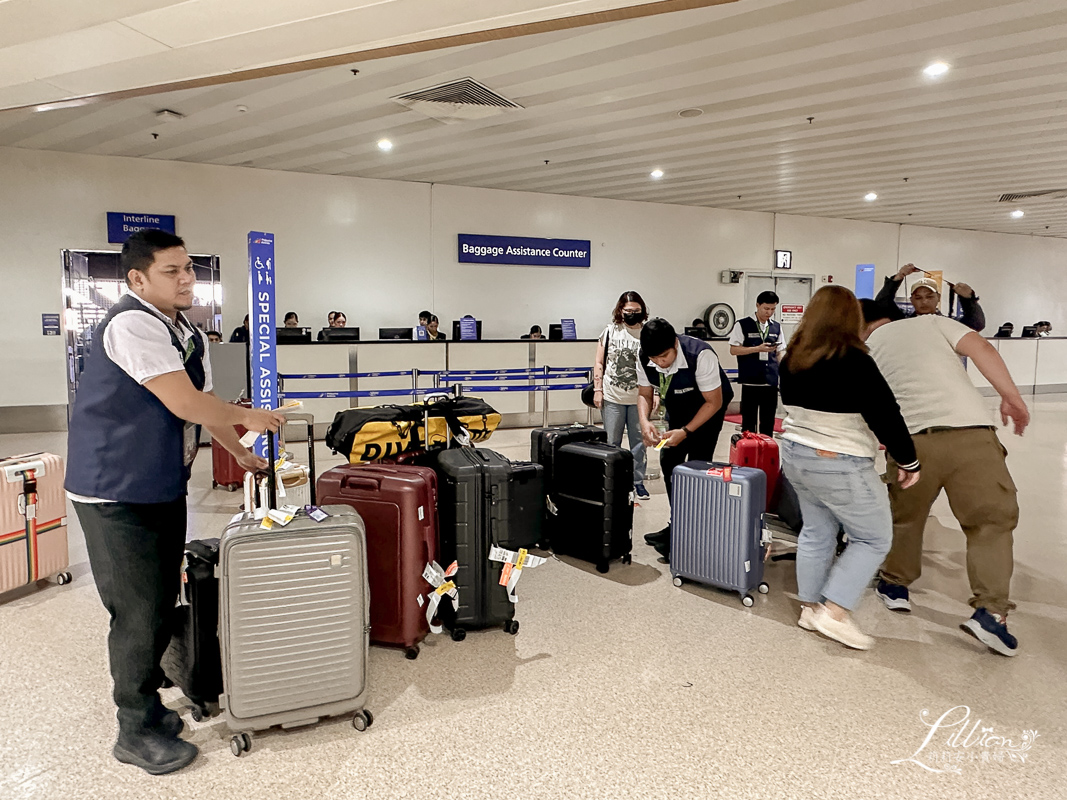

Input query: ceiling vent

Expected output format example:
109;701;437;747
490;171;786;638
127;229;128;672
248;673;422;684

998;189;1067;202
392;78;523;124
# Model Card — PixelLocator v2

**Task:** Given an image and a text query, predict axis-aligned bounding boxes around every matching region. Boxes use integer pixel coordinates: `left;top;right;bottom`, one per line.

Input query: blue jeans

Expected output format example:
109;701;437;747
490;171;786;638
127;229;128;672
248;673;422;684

601;400;646;483
780;440;892;611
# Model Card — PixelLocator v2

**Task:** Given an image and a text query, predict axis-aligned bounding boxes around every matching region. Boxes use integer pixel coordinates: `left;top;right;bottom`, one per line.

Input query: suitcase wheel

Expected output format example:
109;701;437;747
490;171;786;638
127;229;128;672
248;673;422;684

758;582;770;595
56;572;73;586
404;646;419;660
230;733;252;757
212;480;218;489
352;709;373;732
190;705;206;723
672;576;683;588
504;619;520;636
226;483;240;492
596;560;609;574
742;594;755;607
450;628;467;642
621;554;632;565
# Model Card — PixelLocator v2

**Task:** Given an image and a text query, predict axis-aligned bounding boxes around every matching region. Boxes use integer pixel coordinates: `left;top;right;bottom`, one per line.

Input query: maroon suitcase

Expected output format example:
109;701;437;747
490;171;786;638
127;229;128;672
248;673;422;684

316;464;439;659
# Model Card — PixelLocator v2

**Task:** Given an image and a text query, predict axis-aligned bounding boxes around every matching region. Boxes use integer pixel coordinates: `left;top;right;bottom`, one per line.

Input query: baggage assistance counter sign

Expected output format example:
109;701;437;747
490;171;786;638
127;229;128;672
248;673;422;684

458;234;591;267
248;231;277;459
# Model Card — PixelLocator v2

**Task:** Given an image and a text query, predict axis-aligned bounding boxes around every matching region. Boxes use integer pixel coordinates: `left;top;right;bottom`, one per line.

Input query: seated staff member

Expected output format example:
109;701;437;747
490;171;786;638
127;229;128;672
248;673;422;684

228;314;249;343
65;229;285;775
876;263;985;332
283;311;299;328
425;314;446;341
317;310;348;341
729;291;786;436
638;318;734;561
521;325;543;340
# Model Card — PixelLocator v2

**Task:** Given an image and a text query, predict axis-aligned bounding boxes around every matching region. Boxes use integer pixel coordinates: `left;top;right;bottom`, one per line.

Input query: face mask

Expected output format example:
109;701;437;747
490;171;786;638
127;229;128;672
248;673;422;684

622;312;642;325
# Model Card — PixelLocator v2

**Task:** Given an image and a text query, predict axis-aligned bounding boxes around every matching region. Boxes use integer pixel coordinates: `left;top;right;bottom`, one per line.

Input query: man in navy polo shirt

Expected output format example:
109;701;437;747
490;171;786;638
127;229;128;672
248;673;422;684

729;291;786;436
65;229;285;775
637;318;734;561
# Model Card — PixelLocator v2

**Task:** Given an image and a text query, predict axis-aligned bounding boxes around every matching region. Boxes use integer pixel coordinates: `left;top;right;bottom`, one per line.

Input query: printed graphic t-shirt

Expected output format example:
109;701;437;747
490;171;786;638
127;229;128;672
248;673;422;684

601;324;643;405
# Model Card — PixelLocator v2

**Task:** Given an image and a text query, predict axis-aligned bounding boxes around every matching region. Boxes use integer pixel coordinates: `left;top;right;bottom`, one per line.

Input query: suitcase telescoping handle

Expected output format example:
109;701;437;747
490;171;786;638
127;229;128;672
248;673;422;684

243;433;279;514
285;412;317;506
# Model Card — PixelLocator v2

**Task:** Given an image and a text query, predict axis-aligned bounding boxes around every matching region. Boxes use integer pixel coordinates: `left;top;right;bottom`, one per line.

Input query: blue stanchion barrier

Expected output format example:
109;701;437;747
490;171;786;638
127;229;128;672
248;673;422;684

439;371;588;382
279;370;414;380
458;382;588;393
281;388;442;400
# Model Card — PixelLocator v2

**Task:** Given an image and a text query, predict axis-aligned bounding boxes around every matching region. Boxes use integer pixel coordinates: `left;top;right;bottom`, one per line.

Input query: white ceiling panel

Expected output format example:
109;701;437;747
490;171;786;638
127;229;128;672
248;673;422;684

1;0;1067;237
0;0;174;49
0;22;169;89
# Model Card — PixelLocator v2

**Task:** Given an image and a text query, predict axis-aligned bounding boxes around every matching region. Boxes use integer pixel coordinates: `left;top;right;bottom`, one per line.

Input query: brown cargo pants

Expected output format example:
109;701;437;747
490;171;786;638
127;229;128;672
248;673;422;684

881;426;1019;616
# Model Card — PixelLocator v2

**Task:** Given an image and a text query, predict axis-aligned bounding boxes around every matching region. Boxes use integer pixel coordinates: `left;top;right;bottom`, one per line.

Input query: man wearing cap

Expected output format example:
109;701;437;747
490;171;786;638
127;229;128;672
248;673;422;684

875;264;985;332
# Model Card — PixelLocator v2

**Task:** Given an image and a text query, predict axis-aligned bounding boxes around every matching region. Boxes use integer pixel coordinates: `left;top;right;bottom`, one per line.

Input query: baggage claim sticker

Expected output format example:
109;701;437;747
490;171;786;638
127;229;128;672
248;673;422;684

418;561;460;634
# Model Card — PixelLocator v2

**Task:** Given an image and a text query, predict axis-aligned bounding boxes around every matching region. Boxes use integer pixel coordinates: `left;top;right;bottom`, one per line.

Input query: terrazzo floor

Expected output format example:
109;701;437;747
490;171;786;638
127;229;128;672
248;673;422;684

1;397;1065;800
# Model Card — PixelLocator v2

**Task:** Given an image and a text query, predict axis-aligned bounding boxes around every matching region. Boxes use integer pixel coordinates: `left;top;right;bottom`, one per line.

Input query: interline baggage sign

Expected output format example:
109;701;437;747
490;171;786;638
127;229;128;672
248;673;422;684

458;234;591;268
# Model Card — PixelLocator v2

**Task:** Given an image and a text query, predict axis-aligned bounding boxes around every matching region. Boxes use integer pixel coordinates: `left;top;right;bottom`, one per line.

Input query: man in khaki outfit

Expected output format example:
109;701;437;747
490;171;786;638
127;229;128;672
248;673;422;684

860;300;1029;656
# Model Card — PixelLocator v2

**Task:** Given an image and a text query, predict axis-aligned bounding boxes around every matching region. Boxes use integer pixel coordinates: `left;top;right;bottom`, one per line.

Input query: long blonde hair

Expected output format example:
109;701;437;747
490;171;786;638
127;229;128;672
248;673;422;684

783;286;866;372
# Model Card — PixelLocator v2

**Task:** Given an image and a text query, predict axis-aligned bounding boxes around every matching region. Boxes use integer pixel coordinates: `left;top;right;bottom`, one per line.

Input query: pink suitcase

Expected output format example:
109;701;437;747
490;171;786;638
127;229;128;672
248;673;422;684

1;453;72;594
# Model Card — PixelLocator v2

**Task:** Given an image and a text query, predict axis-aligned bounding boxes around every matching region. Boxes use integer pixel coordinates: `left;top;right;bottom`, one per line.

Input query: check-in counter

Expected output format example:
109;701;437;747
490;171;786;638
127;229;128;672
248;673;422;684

212;339;600;436
966;337;1067;396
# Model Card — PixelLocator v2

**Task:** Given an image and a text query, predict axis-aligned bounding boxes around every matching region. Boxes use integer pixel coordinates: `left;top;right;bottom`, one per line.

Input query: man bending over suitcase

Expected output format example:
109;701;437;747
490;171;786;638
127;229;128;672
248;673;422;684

638;318;734;561
860;300;1029;656
65;229;285;774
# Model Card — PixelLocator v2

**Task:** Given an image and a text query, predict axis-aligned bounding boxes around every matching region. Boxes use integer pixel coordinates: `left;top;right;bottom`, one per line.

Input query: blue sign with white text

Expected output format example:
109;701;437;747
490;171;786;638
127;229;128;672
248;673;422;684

459;317;479;341
458;234;591;268
248;231;278;459
107;212;176;243
561;319;577;340
855;264;876;299
42;313;61;336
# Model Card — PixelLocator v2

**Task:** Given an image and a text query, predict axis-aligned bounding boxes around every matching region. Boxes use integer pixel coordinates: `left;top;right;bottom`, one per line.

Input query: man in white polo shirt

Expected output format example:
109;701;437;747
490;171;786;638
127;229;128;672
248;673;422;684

66;229;285;774
861;300;1029;656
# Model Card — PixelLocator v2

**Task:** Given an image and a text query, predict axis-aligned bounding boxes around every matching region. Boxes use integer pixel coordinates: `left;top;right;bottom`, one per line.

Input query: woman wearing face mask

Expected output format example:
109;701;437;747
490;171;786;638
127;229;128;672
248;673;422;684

593;291;652;498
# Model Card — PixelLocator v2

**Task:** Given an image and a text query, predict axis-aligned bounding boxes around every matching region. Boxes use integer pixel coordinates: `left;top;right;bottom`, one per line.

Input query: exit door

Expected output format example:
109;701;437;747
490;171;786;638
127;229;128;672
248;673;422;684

744;273;814;340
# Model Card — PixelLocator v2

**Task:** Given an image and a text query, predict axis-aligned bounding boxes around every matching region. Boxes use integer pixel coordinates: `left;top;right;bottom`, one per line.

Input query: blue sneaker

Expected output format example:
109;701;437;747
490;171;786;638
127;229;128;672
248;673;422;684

634;482;650;499
961;608;1019;657
875;579;911;612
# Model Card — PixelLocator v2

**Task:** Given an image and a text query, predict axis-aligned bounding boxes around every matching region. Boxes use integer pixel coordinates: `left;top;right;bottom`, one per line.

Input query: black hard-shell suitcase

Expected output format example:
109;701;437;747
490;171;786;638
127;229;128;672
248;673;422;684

531;425;607;498
432;448;544;639
548;441;634;573
160;538;223;721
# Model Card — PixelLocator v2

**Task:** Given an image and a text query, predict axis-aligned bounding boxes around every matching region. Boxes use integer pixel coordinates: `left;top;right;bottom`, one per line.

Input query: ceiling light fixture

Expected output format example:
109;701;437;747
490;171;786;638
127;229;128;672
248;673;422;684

377;139;393;152
650;169;664;179
923;61;950;78
1011;209;1025;219
864;192;878;202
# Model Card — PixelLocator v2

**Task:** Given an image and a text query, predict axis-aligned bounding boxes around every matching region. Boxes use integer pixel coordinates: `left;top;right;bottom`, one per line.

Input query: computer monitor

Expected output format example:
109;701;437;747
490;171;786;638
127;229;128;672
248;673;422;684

319;327;360;342
548;324;563;341
276;327;311;344
379;327;414;340
1021;326;1038;338
452;319;482;341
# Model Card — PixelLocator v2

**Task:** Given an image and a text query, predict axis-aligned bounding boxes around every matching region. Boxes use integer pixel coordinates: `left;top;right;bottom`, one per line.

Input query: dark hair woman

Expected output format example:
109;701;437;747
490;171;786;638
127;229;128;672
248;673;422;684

779;285;921;650
595;291;651;497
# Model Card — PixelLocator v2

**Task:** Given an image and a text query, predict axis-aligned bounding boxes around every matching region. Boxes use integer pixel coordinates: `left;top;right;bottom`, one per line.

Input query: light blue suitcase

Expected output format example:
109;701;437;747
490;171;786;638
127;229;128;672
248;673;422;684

670;462;770;606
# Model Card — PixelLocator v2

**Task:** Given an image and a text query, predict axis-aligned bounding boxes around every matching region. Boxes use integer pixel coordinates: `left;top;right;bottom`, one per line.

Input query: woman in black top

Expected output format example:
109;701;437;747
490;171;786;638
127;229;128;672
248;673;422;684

779;286;920;650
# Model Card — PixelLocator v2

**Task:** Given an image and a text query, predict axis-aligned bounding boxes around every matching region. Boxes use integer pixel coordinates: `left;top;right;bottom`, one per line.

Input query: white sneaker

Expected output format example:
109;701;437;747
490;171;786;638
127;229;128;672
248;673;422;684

812;605;874;650
798;605;817;631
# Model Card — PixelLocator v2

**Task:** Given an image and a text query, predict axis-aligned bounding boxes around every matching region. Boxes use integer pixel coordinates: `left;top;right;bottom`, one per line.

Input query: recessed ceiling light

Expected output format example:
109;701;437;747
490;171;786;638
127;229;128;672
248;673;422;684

678;108;703;118
377;138;393;151
864;192;878;202
1011;209;1025;219
650;169;664;179
923;61;950;78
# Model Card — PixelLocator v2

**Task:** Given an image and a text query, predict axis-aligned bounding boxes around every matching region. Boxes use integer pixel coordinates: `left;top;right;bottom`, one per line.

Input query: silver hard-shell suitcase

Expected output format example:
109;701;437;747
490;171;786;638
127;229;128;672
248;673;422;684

218;463;372;757
669;462;770;606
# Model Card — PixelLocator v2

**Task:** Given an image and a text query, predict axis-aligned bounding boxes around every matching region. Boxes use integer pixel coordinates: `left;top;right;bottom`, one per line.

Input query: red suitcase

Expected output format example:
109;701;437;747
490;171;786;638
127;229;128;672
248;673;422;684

729;432;780;510
212;400;251;491
316;464;439;659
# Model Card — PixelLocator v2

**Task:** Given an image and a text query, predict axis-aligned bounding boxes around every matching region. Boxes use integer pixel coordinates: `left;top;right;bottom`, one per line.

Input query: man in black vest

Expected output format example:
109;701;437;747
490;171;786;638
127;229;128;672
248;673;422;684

729;291;785;436
65;229;285;775
637;318;734;561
